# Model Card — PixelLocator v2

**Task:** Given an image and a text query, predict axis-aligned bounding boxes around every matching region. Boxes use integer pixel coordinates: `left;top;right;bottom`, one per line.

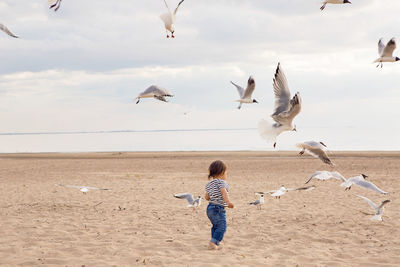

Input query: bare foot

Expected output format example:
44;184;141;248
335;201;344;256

208;242;218;250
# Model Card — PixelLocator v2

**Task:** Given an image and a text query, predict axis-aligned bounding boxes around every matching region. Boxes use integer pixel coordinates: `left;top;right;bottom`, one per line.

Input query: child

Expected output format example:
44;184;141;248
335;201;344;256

205;160;234;250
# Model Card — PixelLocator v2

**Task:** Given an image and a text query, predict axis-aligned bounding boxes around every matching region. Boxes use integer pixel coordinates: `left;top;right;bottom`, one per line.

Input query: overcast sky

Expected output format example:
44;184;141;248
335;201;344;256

0;0;399;152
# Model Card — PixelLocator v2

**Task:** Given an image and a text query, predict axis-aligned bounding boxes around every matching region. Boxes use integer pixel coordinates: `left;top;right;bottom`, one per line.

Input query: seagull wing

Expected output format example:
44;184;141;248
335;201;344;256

330;171;346;182
353;180;388;194
174;193;194;204
85;186;108;191
356;195;379;212
273;93;302;125
297;143;334;166
173;0;185;15
305;171;344;184
378;38;385;56
0;23;18;38
243;76;256;99
271;63;291;120
249;199;260;205
382;38;396;57
377;200;390;215
231;81;244;98
305;171;324;184
162;0;170;11
57;184;84;189
295;185;316;191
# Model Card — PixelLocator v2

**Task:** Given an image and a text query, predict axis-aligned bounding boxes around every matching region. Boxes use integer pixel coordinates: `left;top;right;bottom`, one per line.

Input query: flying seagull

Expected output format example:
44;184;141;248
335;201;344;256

305;171;345;184
49;0;62;11
258;63;302;148
249;194;264;209
0;23;18;38
256;185;315;199
357;195;390;221
320;0;351;11
160;0;185;38
56;184;109;193
297;141;334;166
135;85;173;104
374;38;399;68
340;174;388;194
230;76;258;109
174;193;202;207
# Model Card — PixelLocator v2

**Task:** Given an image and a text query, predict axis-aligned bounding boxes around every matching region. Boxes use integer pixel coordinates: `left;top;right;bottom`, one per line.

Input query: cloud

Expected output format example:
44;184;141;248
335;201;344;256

0;0;399;152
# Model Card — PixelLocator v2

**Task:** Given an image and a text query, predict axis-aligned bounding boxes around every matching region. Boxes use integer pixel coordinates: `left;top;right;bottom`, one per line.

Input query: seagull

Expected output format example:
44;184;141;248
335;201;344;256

49;0;62;12
340;174;388;194
320;0;351;11
160;0;185;38
56;184;109;194
374;38;399;68
0;23;18;38
305;171;345;184
258;63;302;148
356;195;390;221
174;193;201;207
297;141;334;166
256;185;315;199
249;194;264;209
230;76;258;109
135;85;173;104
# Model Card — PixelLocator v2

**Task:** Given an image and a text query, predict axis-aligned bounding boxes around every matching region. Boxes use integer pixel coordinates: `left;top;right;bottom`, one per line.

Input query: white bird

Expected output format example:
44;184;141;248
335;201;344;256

374;38;399;68
49;0;62;11
174;193;202;207
305;171;345;184
320;0;351;11
249;194;264;209
56;184;109;194
297;141;334;166
256;185;315;199
340;174;388;194
258;63;302;148
357;195;390;221
0;23;18;38
135;85;173;104
160;0;185;38
230;76;258;109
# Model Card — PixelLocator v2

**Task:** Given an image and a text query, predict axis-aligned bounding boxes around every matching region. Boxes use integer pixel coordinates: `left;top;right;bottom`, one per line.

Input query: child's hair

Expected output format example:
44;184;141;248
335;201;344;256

208;160;227;179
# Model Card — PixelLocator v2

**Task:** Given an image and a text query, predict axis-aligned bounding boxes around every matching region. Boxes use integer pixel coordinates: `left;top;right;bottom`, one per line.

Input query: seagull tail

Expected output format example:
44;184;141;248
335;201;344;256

258;119;277;143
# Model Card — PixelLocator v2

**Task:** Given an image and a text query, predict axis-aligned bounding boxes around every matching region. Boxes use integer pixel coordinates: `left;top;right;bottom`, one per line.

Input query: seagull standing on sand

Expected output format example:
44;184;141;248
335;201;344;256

0;23;18;38
49;0;62;11
297;141;334;166
135;85;173;104
305;171;345;184
340;174;388;194
230;76;258;109
160;0;185;38
357;195;390;221
56;184;109;194
174;193;202;207
249;194;264;209
258;63;302;148
374;38;399;68
320;0;351;11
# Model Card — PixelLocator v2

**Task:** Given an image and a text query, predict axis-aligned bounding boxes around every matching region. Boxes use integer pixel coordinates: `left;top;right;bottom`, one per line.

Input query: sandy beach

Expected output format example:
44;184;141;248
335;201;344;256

0;151;399;266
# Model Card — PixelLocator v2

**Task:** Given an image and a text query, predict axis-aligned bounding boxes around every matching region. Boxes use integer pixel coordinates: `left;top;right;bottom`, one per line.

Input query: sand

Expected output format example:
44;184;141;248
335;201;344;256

0;151;399;266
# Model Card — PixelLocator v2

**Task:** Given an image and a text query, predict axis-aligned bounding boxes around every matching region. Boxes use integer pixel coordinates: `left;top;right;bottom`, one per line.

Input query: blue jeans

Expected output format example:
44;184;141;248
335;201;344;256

206;203;227;245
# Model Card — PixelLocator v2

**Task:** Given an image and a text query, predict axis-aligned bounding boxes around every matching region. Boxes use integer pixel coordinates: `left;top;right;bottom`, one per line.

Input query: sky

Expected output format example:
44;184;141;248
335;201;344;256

0;0;399;152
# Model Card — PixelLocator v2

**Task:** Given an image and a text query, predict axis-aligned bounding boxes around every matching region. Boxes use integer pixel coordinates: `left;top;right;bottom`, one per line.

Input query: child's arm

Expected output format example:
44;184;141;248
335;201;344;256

205;192;210;201
220;188;234;208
